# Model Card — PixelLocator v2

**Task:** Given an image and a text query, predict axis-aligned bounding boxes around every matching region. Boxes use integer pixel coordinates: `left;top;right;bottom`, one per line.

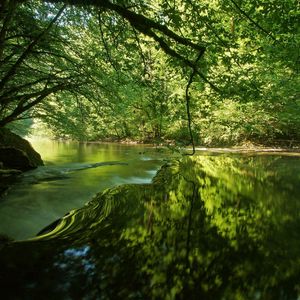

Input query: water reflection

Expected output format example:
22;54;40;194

0;155;299;299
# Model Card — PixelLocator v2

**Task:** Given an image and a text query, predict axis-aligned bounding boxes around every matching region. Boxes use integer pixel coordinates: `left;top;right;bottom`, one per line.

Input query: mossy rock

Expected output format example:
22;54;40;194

0;128;43;171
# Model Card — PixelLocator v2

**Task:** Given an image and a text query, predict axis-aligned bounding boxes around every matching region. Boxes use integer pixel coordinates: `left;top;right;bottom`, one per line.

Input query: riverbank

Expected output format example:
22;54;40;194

30;134;300;149
29;135;300;153
193;146;300;156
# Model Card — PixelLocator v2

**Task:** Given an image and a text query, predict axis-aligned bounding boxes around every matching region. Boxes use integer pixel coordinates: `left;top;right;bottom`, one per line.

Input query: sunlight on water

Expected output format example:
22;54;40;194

0;139;166;239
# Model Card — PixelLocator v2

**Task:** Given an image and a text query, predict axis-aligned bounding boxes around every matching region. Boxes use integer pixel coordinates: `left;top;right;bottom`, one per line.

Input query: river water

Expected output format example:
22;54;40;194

0;141;300;299
0;139;167;240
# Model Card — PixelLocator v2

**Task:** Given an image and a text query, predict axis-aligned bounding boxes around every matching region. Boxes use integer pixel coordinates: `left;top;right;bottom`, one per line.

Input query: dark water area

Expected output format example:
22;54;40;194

0;150;300;299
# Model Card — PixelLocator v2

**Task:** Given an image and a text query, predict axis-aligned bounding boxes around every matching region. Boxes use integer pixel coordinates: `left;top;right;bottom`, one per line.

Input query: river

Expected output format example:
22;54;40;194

0;141;300;299
0;139;167;240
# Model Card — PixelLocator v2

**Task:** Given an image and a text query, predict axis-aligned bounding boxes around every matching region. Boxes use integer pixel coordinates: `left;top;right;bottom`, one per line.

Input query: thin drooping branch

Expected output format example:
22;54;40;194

229;0;276;41
0;4;67;91
184;51;204;156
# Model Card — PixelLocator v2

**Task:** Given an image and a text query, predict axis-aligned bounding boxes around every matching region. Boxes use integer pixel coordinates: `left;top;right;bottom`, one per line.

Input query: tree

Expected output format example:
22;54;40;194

0;2;87;127
0;0;299;145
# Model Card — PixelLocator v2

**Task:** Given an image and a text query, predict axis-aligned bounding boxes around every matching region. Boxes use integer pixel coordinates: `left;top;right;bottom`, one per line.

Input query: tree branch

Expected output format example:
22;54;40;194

229;0;276;41
0;82;70;127
184;51;203;156
43;1;222;92
131;26;148;76
98;12;118;72
0;4;67;90
144;28;220;93
0;0;18;61
102;1;205;52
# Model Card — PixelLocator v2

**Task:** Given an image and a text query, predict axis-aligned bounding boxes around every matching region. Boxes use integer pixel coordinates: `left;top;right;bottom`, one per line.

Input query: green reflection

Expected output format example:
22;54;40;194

0;155;299;299
119;156;300;299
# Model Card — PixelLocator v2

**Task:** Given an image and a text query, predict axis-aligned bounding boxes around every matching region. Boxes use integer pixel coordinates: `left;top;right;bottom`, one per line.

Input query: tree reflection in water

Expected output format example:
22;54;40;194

0;155;299;299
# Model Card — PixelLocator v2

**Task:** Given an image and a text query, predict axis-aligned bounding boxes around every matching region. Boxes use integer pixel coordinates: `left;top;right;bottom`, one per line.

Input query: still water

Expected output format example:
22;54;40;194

0;145;300;299
0;139;167;240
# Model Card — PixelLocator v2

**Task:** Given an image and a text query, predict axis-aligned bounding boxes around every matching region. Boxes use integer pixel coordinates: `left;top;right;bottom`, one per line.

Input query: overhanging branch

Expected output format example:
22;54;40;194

45;0;218;90
0;4;67;90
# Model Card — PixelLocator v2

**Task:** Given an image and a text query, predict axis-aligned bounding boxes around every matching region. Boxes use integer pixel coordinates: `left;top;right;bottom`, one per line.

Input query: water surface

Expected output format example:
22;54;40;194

0;139;166;239
0;145;300;300
0;146;300;299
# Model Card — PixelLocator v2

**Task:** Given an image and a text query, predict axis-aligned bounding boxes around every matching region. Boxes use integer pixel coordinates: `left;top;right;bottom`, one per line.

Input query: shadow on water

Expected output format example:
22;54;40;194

0;155;299;299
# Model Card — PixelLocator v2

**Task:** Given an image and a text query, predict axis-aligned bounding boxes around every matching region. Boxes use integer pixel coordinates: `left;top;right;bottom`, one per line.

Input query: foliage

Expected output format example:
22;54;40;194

0;0;299;146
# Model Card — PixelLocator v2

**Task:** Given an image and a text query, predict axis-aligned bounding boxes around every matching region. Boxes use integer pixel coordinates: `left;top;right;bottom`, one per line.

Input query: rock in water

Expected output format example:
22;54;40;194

0;128;43;171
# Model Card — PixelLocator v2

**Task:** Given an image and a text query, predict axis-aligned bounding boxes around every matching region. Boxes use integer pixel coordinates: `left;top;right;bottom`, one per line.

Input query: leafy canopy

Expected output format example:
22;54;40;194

0;0;299;145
